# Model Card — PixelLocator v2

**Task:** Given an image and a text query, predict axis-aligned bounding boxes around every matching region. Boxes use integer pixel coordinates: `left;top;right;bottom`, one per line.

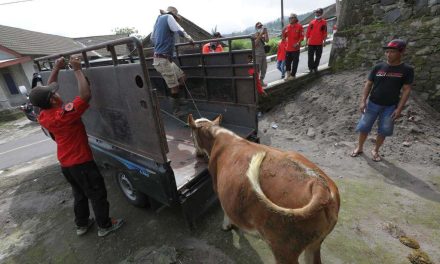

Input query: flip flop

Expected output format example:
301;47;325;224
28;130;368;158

371;151;382;162
350;150;363;157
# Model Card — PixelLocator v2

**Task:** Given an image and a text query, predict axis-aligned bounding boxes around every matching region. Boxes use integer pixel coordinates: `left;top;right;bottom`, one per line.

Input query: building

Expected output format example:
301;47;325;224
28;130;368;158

0;25;130;110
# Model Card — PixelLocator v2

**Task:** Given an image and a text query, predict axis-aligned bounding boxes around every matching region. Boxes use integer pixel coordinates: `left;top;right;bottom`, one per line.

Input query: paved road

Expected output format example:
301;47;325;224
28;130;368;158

0;131;55;171
264;44;332;83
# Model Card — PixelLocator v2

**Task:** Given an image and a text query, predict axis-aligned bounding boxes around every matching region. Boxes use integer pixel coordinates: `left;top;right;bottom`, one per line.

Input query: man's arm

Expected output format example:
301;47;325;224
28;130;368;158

322;21;328;46
263;28;269;43
392;84;411;120
69;56;91;103
167;15;193;42
47;57;65;85
360;80;373;113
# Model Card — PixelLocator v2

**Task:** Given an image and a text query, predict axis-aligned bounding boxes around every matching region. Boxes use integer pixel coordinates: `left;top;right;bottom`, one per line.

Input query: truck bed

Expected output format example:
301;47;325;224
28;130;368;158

161;111;254;190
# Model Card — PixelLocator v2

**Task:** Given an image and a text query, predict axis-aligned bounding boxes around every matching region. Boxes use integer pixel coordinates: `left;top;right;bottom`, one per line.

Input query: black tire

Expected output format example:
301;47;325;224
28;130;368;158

115;171;149;207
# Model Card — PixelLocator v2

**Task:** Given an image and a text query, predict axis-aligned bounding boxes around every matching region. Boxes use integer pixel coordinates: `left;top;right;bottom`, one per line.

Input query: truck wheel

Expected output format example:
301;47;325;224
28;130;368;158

115;171;149;207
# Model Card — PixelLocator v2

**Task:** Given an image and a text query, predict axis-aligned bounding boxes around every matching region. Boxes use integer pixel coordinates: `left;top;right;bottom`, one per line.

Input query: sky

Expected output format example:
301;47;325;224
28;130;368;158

0;0;335;38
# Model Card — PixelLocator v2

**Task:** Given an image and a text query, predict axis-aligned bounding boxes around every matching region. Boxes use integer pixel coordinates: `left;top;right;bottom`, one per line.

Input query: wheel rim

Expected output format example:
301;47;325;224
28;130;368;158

118;172;136;200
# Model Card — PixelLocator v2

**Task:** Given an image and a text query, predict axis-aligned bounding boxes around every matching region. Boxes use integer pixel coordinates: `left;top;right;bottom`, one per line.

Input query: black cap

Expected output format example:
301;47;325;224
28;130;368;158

315;8;324;14
29;82;59;109
213;32;222;38
383;39;407;52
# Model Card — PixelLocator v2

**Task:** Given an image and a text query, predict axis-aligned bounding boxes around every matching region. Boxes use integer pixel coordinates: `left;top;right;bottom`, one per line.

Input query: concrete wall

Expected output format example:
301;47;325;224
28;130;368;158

330;0;440;111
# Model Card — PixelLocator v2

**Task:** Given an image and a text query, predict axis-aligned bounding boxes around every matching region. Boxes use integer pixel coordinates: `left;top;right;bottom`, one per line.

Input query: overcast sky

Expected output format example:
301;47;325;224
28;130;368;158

0;0;335;38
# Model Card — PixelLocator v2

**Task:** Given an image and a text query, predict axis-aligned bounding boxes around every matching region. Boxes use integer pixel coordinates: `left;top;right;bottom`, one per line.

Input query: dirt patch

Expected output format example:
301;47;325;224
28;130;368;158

1;70;439;263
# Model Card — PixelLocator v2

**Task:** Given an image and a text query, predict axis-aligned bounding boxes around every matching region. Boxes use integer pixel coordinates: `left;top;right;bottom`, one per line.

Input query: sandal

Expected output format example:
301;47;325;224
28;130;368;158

371;150;382;162
350;150;363;157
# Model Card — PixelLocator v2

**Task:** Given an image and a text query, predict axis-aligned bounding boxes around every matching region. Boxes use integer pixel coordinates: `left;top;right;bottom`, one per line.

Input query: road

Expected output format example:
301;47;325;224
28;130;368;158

264;44;332;83
0;131;55;171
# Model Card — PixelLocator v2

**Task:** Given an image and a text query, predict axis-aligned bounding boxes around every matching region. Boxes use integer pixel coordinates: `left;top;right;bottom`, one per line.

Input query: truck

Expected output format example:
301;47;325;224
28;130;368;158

34;36;259;228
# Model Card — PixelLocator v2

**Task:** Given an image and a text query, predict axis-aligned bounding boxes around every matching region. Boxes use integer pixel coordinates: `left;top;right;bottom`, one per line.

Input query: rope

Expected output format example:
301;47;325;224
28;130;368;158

160;109;188;126
171;62;203;118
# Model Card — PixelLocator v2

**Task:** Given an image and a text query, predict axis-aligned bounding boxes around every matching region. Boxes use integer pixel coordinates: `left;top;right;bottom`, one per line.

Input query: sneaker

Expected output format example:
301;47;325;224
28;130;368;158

76;218;95;236
98;218;124;237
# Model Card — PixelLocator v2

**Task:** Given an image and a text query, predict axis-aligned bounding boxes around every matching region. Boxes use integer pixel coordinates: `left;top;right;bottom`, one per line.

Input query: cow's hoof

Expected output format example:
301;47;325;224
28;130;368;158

221;224;233;231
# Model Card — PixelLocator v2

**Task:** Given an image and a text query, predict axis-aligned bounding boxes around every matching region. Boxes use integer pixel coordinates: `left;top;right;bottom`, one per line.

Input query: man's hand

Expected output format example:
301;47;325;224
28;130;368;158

69;56;82;71
391;109;402;120
54;57;65;70
359;101;366;113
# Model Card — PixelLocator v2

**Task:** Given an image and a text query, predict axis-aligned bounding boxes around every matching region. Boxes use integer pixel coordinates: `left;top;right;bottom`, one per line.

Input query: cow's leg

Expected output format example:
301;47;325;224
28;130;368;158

304;241;322;264
270;243;300;264
221;213;232;231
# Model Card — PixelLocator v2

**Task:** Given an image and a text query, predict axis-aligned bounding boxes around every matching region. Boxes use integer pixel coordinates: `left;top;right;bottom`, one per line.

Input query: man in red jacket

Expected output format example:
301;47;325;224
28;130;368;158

306;8;327;73
29;56;124;237
283;13;304;80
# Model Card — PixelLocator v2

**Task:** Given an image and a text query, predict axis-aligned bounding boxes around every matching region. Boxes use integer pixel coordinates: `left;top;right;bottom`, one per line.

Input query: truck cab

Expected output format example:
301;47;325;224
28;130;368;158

35;36;259;228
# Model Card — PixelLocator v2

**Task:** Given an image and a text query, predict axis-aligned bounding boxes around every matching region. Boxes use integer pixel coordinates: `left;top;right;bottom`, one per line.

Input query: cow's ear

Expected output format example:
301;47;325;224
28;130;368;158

213;114;222;125
188;114;197;128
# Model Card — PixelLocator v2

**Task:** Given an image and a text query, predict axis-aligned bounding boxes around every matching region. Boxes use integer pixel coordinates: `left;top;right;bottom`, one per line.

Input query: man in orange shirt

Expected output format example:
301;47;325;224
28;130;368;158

283;13;304;80
306;8;327;73
202;32;224;54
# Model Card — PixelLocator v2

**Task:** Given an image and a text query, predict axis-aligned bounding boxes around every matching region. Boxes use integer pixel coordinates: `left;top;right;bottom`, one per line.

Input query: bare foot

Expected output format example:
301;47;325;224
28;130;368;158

371;150;382;162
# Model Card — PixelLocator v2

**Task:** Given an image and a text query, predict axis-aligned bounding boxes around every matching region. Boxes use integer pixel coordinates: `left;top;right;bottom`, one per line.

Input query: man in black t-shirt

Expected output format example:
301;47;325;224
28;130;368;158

351;39;414;162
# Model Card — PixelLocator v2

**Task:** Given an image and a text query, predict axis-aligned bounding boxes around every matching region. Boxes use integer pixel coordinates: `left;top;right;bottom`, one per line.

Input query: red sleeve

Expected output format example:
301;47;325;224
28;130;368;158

202;43;210;54
322;21;328;41
56;96;89;125
306;22;312;38
256;78;264;95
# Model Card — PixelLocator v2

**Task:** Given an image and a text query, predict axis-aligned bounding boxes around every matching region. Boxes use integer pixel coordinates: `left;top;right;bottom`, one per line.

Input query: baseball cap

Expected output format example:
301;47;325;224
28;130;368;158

289;13;298;19
29;82;59;109
315;8;324;14
383;39;407;52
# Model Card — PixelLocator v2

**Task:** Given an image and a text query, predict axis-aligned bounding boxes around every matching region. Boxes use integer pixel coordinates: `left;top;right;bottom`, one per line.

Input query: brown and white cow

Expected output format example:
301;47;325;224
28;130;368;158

188;114;340;264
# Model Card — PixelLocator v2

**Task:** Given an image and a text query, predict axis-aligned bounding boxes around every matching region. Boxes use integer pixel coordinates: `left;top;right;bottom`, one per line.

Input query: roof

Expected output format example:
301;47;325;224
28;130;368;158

300;4;337;25
0;24;83;56
142;14;214;47
74;34;130;57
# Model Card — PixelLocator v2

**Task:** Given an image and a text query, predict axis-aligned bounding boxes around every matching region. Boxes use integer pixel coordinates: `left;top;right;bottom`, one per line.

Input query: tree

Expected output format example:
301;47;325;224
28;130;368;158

112;27;138;35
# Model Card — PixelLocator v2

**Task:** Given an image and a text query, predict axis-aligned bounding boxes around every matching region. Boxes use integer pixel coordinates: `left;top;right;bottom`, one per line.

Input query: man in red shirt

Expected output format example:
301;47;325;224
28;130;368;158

306;8;327;73
202;32;224;54
283;13;304;80
29;56;124;237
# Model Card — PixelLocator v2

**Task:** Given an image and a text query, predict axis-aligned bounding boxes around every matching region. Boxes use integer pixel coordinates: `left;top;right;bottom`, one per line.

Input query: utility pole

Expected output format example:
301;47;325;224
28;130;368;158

281;0;284;31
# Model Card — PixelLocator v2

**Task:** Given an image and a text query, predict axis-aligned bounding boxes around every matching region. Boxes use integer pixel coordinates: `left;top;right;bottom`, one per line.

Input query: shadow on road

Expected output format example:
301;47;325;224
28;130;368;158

364;156;440;203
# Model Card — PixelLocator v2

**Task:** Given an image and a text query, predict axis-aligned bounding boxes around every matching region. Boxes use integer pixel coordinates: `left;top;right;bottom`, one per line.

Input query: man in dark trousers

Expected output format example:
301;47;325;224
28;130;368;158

351;39;414;162
29;56;124;237
306;8;327;73
283;13;304;80
151;6;194;118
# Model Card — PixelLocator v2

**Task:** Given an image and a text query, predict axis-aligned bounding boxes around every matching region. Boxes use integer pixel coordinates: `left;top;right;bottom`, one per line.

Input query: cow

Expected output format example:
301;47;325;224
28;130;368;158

188;114;340;264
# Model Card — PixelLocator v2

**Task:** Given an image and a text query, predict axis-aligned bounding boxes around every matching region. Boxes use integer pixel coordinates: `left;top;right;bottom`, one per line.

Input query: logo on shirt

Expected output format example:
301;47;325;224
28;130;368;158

376;70;403;78
64;103;74;112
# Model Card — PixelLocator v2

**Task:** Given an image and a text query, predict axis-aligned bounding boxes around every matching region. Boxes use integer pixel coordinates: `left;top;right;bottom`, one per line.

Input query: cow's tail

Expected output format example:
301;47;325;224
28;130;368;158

246;152;329;219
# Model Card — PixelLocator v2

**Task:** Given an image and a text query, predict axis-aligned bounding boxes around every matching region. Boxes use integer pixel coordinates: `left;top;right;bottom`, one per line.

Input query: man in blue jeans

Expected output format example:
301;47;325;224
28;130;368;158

351;39;414;162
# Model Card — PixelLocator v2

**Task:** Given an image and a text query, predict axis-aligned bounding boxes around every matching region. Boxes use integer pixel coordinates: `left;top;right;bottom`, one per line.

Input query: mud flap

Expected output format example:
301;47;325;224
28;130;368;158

179;170;218;230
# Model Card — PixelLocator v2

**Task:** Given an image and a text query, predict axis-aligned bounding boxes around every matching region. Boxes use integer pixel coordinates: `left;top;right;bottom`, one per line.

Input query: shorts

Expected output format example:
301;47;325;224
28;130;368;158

153;57;184;89
355;100;396;137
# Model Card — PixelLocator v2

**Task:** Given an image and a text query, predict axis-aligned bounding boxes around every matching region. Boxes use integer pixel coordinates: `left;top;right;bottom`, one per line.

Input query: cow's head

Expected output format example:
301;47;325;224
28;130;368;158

188;114;222;158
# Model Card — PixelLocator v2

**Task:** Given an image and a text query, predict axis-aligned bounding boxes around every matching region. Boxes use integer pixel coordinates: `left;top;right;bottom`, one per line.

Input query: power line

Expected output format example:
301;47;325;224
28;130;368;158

0;0;33;6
